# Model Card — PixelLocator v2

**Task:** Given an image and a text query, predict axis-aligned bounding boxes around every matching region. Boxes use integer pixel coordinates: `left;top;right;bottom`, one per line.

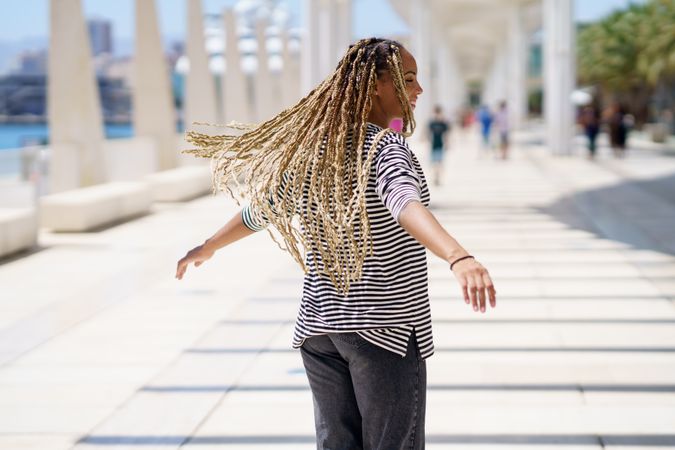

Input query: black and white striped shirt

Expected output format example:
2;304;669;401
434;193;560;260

242;122;433;359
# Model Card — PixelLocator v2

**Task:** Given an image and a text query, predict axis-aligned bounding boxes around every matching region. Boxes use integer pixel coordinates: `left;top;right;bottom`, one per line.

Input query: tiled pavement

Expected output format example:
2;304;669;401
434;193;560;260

1;128;674;449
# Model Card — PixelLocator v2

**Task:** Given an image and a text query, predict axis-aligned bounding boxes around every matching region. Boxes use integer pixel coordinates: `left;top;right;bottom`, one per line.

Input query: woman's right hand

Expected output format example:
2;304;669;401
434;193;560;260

175;243;215;280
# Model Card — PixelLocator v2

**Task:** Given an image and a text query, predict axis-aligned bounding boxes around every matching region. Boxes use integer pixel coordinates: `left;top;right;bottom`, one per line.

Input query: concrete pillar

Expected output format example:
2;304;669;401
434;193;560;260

481;60;494;107
435;37;450;114
443;41;466;122
185;0;219;129
133;0;177;170
486;44;508;108
254;20;277;122
222;9;250;124
48;0;106;191
544;0;575;155
281;30;301;110
410;0;432;130
300;0;319;95
301;0;350;94
317;0;334;82
301;0;326;95
332;0;352;61
482;46;503;109
429;20;443;115
481;67;492;107
507;4;527;130
433;25;465;122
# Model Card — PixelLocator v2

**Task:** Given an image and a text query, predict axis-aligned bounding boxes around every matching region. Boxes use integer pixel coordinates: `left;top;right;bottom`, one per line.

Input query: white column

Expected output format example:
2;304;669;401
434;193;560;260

333;0;352;61
435;37;450;114
317;0;334;82
507;4;527;130
544;0;575;155
481;60;494;106
433;26;465;123
302;0;347;93
301;0;321;95
481;67;492;106
410;0;432;130
444;41;466;122
492;44;509;108
48;0;106;191
483;45;508;109
281;30;301;109
222;9;251;124
254;20;278;122
185;0;219;129
429;20;443;116
134;0;177;170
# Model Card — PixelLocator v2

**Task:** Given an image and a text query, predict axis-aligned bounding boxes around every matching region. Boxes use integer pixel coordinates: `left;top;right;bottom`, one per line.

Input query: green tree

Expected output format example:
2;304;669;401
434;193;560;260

636;0;675;85
577;0;675;125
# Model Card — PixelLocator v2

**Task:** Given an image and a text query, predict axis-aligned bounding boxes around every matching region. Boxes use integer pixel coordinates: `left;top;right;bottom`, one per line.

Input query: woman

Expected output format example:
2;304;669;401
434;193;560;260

176;38;496;450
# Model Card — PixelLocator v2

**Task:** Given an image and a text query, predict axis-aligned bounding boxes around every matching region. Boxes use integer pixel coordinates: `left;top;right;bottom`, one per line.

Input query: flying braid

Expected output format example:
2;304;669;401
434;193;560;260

184;37;416;293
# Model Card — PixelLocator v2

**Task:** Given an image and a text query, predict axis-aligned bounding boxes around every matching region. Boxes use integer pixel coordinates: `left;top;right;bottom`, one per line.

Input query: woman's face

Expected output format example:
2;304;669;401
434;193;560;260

373;47;423;121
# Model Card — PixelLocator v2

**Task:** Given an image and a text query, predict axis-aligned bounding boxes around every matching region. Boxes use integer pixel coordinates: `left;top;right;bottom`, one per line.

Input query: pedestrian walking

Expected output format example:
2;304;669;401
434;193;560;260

580;104;600;159
476;104;493;151
494;101;510;160
605;102;629;158
428;105;451;186
176;38;497;450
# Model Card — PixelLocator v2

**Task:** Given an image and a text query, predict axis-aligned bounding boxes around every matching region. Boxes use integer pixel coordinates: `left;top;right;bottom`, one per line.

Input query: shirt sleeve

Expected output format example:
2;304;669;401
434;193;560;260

241;203;269;231
241;172;295;232
375;141;422;223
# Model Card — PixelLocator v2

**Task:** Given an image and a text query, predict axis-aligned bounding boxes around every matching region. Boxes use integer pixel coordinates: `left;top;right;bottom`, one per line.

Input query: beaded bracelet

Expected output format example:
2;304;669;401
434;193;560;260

450;255;475;271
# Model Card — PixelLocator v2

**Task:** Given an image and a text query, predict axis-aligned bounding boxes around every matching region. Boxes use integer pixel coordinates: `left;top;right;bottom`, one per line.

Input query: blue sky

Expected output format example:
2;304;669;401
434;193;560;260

0;0;647;60
0;0;647;42
0;0;408;44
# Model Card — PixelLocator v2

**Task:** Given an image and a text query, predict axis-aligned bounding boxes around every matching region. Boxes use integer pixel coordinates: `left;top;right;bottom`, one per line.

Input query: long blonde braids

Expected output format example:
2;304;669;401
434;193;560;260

185;38;416;293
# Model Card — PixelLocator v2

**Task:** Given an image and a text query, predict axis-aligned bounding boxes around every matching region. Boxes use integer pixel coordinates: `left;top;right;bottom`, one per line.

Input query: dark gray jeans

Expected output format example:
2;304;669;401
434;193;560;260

300;332;426;450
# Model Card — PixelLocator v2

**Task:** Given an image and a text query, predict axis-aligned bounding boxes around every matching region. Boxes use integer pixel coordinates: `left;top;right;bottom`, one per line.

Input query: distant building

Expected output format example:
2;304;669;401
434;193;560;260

88;18;113;56
0;75;46;117
13;50;47;76
0;74;131;123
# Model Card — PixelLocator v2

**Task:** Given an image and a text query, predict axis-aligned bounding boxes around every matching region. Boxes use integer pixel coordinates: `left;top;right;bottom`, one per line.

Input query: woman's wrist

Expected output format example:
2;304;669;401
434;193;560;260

202;238;219;253
449;255;475;271
444;249;470;265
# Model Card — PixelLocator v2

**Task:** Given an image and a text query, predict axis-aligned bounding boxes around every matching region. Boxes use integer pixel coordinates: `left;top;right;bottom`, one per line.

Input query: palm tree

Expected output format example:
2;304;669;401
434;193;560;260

577;0;675;125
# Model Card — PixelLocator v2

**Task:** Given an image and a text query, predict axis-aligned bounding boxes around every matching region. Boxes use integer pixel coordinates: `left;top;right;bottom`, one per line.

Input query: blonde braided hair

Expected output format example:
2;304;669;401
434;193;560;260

185;38;415;293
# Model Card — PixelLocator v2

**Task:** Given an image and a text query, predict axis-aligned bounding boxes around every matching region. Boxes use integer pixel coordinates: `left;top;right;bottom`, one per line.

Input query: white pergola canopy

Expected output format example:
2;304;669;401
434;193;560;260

391;0;542;80
385;0;575;154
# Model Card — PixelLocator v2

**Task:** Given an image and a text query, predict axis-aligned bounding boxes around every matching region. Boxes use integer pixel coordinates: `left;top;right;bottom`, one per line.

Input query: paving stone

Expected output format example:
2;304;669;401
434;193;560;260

2;129;675;448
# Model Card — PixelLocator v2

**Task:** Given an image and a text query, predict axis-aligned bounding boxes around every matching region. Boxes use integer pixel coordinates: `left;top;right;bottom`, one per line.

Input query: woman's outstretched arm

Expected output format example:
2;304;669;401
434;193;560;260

175;210;256;280
398;200;497;313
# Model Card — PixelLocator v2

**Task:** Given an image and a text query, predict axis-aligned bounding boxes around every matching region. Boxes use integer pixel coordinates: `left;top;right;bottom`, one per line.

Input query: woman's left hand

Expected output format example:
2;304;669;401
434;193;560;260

451;258;496;313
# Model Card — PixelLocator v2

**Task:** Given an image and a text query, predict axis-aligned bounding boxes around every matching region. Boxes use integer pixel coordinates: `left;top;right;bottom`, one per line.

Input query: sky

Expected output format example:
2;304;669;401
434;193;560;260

0;0;407;45
0;0;648;67
0;0;648;42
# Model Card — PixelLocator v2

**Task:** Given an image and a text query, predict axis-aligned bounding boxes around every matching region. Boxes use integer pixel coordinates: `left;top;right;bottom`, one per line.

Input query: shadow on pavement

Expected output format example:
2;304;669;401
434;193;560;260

538;173;675;257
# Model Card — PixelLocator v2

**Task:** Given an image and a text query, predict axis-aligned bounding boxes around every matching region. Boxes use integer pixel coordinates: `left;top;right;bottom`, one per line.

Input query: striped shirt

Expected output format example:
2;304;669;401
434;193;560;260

242;122;433;359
